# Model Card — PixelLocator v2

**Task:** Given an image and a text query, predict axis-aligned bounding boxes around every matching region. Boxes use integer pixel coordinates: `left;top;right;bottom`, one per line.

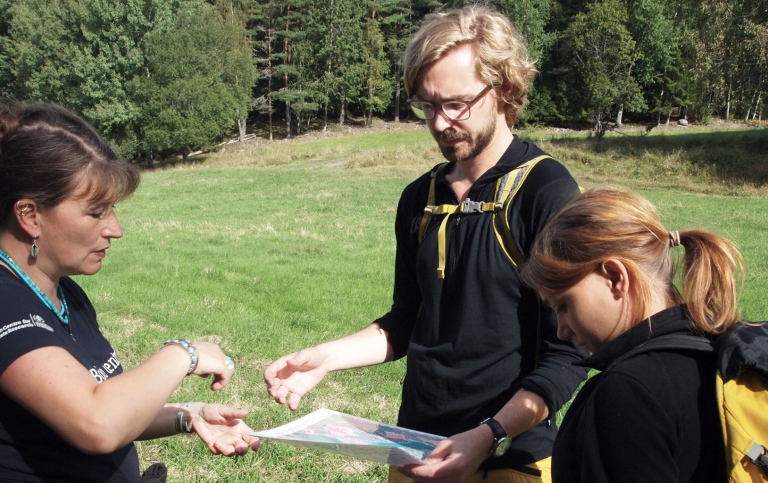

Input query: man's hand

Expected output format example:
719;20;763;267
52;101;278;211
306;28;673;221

397;425;492;482
263;347;329;410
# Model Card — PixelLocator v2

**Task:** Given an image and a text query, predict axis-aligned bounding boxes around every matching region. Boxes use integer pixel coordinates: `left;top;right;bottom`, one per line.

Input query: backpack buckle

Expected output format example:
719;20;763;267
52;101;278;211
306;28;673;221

458;199;483;213
747;443;768;474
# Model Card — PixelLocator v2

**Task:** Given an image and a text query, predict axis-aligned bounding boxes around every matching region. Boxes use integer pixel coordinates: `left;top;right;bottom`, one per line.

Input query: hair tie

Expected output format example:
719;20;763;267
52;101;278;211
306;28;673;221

668;230;681;248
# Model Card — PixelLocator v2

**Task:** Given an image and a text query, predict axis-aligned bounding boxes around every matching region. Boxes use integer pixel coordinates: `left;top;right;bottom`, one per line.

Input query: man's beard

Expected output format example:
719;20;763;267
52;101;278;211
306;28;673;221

432;113;496;163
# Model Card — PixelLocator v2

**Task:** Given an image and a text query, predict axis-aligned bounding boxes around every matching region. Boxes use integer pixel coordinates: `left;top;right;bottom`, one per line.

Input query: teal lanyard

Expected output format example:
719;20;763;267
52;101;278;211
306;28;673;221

0;248;69;326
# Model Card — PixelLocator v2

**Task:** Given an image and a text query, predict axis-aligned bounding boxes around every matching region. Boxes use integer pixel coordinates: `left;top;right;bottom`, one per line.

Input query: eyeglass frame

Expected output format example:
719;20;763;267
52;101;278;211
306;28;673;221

407;85;494;121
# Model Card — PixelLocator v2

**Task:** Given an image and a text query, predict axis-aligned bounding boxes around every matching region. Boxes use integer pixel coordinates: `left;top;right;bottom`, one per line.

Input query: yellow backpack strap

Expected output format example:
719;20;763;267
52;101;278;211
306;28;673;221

418;162;498;278
428;198;497;278
492;155;551;267
418;163;448;244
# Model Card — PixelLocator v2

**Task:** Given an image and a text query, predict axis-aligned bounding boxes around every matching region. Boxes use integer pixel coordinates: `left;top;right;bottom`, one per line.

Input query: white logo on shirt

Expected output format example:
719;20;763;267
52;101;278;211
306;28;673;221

31;314;54;331
0;314;54;339
89;351;122;383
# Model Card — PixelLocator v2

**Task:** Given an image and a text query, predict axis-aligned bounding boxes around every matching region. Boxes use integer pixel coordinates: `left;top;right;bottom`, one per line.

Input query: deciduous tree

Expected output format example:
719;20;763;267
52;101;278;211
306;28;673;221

130;2;256;161
563;0;645;148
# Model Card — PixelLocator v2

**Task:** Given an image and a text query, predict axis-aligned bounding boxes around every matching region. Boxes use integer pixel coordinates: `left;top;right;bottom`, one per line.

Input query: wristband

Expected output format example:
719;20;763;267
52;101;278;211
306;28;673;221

174;410;194;434
163;339;198;375
174;401;195;434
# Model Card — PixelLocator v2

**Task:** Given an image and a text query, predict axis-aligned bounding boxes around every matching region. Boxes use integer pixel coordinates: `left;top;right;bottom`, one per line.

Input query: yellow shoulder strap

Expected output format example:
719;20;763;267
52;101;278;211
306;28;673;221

492;155;551;267
418;156;551;278
418;163;448;244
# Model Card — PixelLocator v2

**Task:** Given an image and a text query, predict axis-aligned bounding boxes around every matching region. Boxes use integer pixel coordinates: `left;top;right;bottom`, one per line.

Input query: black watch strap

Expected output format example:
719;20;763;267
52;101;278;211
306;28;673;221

481;417;511;457
482;417;506;440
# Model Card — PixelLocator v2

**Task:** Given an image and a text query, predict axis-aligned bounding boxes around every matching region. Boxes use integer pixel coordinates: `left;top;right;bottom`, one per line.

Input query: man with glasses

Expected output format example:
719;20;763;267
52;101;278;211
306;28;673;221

264;5;587;482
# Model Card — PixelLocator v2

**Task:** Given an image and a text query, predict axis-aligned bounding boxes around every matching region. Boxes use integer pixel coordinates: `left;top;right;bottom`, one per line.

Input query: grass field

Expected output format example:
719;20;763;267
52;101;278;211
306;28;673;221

77;123;768;482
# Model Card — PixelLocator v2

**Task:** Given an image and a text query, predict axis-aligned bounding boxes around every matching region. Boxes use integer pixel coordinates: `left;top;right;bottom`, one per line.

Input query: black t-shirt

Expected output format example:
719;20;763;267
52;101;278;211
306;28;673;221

0;269;140;482
375;137;589;470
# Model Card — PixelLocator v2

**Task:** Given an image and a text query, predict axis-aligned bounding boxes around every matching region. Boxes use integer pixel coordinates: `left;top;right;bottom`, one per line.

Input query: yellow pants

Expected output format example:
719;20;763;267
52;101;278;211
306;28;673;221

388;457;552;483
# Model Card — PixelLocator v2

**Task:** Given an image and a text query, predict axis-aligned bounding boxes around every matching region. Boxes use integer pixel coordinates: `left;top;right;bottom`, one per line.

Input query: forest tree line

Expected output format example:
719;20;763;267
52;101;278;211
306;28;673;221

0;0;765;161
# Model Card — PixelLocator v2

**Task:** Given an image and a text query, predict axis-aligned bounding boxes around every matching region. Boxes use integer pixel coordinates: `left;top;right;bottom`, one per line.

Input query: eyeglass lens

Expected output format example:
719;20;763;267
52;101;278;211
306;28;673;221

411;102;471;121
409;86;491;121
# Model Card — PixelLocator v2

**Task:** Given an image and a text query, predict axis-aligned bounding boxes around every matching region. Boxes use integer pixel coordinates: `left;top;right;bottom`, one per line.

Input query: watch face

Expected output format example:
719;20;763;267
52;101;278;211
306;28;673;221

494;437;512;457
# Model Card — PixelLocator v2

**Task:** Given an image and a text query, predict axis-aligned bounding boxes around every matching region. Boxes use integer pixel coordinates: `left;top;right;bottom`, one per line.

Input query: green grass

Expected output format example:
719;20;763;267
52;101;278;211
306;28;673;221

76;124;768;481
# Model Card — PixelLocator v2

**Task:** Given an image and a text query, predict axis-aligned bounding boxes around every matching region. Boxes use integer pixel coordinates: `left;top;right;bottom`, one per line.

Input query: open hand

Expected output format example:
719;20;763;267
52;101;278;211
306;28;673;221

263;347;329;410
188;403;260;456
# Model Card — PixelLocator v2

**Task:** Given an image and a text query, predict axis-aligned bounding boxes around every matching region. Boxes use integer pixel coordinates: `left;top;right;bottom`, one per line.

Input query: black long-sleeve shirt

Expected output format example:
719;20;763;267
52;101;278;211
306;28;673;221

376;136;589;470
553;305;727;482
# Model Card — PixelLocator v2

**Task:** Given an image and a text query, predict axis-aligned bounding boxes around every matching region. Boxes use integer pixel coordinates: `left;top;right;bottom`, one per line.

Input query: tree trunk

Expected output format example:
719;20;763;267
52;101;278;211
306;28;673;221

593;112;606;152
339;97;346;126
285;100;291;139
657;87;665;126
394;65;402;123
726;75;733;120
283;5;291;139
751;76;763;121
367;83;374;127
237;119;246;142
267;25;274;142
323;102;329;135
615;103;624;127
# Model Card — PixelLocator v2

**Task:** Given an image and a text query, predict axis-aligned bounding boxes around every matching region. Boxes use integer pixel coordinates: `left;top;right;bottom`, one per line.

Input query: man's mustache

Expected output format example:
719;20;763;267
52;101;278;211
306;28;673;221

438;130;470;142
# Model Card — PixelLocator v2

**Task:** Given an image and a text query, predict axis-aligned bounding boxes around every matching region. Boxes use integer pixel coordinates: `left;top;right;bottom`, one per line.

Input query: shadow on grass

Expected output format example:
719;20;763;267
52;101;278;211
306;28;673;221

136;116;408;171
546;128;768;187
248;114;388;141
135;155;209;171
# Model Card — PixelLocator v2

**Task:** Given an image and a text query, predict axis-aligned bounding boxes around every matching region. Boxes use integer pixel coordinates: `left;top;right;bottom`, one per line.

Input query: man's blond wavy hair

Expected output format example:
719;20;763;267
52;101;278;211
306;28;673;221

403;4;538;124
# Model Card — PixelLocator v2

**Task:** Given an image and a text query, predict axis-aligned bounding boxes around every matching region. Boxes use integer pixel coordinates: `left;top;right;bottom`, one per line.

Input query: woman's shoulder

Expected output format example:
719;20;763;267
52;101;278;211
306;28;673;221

599;348;713;409
0;270;41;316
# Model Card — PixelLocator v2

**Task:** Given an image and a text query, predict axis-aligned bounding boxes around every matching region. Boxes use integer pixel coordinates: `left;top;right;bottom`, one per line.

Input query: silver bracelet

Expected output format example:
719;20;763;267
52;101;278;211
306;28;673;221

163;339;198;375
174;410;194;434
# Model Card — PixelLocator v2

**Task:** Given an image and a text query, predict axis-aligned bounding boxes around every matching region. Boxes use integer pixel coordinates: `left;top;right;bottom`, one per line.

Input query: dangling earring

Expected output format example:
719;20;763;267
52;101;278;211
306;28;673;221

31;237;39;258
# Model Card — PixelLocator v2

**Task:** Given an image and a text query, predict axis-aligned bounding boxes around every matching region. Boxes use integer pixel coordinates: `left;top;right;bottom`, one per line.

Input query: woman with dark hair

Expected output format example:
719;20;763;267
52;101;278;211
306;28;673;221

0;102;259;482
519;186;742;483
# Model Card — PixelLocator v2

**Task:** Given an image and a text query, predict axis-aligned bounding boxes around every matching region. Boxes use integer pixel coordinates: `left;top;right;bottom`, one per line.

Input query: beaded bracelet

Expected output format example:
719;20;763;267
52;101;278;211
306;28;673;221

163;339;199;375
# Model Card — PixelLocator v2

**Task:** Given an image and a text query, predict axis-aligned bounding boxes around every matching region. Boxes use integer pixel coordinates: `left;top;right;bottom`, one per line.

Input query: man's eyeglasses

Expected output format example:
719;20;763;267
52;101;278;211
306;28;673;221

408;85;493;121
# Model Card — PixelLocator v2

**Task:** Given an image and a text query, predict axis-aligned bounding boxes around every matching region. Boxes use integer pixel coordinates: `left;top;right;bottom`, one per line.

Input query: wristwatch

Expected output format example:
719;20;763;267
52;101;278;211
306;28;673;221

480;417;512;457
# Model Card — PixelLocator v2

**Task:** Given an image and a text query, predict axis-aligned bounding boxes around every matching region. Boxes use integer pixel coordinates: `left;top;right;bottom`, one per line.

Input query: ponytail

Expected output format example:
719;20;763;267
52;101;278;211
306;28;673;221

676;229;744;334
